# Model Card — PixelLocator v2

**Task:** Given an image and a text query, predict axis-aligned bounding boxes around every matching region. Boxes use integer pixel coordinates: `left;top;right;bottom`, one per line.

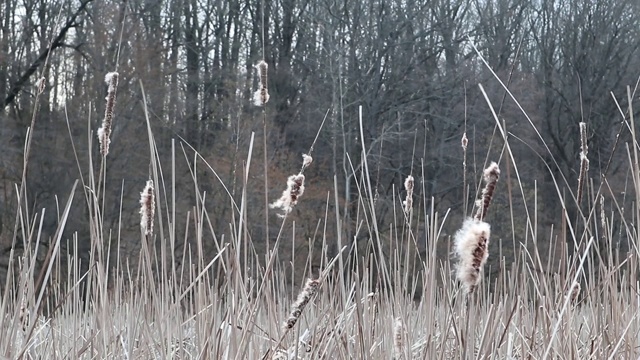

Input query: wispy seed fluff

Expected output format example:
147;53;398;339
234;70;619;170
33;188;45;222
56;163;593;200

474;162;500;221
402;175;414;215
284;278;320;330
271;154;311;216
36;77;46;95
253;60;270;106
98;72;119;156
454;218;491;294
140;180;155;237
270;174;305;216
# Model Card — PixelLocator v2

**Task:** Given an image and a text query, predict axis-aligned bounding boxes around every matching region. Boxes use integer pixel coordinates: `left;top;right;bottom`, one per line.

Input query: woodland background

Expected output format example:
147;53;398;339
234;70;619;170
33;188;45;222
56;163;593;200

0;0;639;285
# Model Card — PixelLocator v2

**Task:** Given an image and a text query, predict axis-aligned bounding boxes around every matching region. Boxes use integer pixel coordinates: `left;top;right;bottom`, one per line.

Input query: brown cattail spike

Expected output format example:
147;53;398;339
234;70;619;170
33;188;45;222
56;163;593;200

474;162;500;221
98;72;119;156
284;278;320;330
577;122;589;205
393;317;404;359
454;218;491;294
140;180;155;237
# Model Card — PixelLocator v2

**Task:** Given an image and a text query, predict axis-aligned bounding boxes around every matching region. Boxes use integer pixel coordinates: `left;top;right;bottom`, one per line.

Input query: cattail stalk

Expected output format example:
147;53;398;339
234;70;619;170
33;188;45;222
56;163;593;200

577;122;589;205
98;72;119;156
140;180;155;237
284;278;320;330
474;162;500;221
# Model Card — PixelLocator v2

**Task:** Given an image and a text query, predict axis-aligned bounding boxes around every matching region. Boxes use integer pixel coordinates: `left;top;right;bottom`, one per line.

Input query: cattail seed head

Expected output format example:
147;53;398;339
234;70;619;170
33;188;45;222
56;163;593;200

474;162;500;221
393;317;404;359
454;218;491;294
98;71;119;156
36;77;46;94
270;174;305;216
461;132;468;151
577;122;589;205
403;175;414;215
140;180;155;237
302;153;313;168
256;60;268;89
569;282;581;303
284;278;320;330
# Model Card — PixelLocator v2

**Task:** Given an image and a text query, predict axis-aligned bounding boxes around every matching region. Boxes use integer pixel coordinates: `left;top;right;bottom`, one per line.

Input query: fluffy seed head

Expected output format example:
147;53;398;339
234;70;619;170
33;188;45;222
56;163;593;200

393;317;404;359
270;174;305;216
284;278;320;330
140;180;155;237
98;71;119;156
577;122;589;205
474;162;500;221
256;60;268;89
403;175;414;215
302;154;313;168
461;132;468;151
454;218;491;294
253;87;270;106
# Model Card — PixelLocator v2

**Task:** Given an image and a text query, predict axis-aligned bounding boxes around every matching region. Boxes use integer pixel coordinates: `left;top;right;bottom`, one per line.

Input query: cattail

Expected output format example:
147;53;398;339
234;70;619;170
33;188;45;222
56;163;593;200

461;132;468;151
577;122;589;205
402;175;414;215
36;77;46;95
98;72;119;156
393;317;404;359
569;282;581;303
284;278;320;330
140;179;155;237
474;162;500;221
302;153;313;169
253;60;269;106
454;218;491;294
270;174;305;216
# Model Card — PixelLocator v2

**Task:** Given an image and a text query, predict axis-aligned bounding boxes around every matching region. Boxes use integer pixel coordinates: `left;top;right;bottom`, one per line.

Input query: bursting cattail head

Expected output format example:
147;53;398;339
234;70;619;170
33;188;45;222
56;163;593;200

577;122;589;205
474;162;500;221
402;175;414;215
461;132;468;151
253;87;270;107
253;60;270;106
256;60;268;89
140;180;155;237
98;71;119;156
284;278;320;330
393;317;404;359
569;282;581;304
36;77;46;95
454;218;491;294
270;174;305;216
302;153;313;169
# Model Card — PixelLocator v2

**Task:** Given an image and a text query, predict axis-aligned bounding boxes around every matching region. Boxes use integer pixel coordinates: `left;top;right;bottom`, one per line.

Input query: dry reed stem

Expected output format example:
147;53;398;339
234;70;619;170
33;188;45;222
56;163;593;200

474;162;500;221
140;179;155;237
98;71;119;156
284;278;320;330
577;122;589;205
454;218;491;294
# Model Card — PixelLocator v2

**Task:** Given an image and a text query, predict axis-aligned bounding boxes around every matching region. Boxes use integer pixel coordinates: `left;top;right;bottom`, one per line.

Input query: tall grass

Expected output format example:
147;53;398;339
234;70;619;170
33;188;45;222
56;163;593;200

1;73;640;360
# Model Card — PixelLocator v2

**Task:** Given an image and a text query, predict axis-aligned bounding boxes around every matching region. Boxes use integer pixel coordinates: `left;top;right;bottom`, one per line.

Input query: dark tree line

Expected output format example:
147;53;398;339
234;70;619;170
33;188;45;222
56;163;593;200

0;0;639;283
